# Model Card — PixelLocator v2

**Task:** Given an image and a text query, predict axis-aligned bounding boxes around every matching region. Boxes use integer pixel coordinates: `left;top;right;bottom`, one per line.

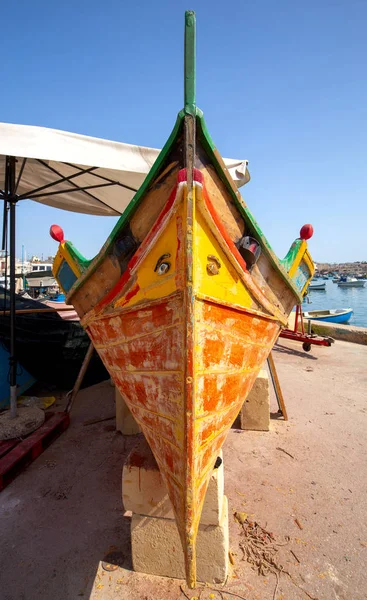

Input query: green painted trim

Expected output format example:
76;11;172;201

65;242;91;273
66;112;185;297
195;110;305;302
280;240;303;272
184;11;196;115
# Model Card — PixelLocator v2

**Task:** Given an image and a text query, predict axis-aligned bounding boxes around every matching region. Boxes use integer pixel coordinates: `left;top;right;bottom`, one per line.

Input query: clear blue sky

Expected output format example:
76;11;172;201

1;0;366;263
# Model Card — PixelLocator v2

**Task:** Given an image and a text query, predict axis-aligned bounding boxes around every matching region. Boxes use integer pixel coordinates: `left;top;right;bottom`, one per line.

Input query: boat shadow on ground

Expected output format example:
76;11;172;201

0;381;137;600
273;342;318;360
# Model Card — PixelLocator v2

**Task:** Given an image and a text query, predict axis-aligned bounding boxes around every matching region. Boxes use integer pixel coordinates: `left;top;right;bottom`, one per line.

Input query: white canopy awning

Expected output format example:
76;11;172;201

0;122;250;217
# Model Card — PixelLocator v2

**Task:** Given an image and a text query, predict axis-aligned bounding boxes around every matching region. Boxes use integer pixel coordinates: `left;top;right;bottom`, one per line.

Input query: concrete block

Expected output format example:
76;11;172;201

115;388;141;435
123;438;224;525
240;368;270;431
131;495;229;584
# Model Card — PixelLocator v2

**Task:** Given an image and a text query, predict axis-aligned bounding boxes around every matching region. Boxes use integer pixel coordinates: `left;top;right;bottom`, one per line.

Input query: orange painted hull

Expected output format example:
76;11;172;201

87;287;279;579
51;109;314;587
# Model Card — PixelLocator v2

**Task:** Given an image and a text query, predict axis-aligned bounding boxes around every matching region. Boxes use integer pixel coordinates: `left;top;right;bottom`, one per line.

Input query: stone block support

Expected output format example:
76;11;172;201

240;368;270;431
115;388;141;435
122;437;224;525
131;496;229;584
123;437;228;583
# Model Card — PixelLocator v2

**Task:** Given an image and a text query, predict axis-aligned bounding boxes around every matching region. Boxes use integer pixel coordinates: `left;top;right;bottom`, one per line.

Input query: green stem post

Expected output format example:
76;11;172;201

184;11;196;114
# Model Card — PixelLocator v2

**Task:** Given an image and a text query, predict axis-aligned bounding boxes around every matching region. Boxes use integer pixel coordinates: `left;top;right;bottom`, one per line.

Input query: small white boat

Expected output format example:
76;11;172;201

338;277;366;288
309;282;326;291
303;308;353;324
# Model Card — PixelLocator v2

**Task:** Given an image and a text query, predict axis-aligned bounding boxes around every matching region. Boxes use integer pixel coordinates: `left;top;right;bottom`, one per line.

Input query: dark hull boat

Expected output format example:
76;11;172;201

0;288;109;389
0;344;36;409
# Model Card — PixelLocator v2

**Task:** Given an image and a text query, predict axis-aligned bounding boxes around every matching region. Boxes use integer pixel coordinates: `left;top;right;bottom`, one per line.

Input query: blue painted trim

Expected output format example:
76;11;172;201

58;260;77;293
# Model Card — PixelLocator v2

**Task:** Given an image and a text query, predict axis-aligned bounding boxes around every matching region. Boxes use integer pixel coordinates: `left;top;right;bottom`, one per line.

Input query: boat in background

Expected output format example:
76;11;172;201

0;344;36;410
332;276;341;283
43;292;78;321
49;12;315;588
309;282;326;290
338;277;366;288
303;308;353;324
0;287;109;389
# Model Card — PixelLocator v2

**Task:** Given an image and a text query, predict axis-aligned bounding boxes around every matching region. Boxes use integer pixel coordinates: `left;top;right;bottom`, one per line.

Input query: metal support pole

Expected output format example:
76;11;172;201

22;244;26;289
1;198;8;251
7;157;18;419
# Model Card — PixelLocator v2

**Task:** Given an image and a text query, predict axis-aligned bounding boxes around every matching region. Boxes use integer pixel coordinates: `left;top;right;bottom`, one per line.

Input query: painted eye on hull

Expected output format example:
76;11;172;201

154;253;171;275
157;262;170;275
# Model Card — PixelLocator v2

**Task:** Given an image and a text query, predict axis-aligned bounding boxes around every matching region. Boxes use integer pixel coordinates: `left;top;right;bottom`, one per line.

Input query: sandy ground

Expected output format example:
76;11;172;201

0;338;366;600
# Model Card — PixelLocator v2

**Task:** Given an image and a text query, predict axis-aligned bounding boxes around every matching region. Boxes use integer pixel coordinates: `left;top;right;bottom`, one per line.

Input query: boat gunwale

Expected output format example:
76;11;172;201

62;109;310;308
64;112;185;303
197;181;288;326
80;175;291;329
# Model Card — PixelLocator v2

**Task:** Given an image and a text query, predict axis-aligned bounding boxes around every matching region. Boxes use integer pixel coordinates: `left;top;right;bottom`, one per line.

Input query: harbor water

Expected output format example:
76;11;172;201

304;279;367;328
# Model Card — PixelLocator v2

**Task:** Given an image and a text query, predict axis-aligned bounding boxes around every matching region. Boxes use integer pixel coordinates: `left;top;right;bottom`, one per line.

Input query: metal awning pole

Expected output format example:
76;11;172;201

7;157;18;419
1;197;8;251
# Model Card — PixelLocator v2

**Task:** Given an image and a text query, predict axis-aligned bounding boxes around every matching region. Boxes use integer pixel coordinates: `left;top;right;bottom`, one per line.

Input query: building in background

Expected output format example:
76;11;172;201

0;252;58;297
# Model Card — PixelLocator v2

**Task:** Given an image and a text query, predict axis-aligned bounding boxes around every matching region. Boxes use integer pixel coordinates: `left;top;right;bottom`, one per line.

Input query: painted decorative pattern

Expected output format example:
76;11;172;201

292;260;310;293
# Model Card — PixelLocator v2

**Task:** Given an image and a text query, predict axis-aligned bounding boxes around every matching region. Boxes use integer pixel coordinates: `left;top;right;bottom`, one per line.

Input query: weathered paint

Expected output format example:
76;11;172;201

52;107;314;312
57;259;78;292
182;113;197;587
196;111;315;300
54;169;295;587
194;205;253;309
50;11;316;590
286;239;314;295
53;242;82;294
51;168;314;588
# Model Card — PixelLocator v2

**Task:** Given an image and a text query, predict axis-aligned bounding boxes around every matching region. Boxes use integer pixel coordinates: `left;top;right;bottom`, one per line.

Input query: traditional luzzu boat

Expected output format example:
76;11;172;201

50;12;315;588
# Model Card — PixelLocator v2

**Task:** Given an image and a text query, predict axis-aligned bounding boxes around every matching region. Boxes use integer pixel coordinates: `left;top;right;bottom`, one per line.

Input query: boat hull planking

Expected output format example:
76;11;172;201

50;12;315;588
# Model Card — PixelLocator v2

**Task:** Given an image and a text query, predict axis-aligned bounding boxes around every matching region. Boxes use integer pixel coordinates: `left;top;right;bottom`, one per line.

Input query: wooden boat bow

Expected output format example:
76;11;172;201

50;12;315;589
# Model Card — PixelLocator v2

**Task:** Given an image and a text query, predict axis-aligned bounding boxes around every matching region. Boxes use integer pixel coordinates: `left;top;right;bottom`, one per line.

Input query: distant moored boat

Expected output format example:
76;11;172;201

303;308;353;324
338;277;365;288
309;282;326;290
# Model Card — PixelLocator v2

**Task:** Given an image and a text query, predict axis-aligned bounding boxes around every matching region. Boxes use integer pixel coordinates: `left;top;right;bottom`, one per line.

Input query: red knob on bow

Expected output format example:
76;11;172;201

50;224;65;243
300;224;313;240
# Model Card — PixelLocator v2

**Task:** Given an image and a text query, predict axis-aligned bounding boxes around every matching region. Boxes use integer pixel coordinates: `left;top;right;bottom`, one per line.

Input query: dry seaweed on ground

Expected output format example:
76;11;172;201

235;514;290;578
235;514;290;599
234;515;319;600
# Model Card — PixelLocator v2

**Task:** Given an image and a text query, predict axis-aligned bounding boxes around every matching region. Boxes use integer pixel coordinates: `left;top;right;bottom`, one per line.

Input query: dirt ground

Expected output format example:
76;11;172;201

0;338;366;600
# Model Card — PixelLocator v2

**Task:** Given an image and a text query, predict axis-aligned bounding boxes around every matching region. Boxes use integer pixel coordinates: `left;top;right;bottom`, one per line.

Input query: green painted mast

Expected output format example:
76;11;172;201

184;10;196;115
